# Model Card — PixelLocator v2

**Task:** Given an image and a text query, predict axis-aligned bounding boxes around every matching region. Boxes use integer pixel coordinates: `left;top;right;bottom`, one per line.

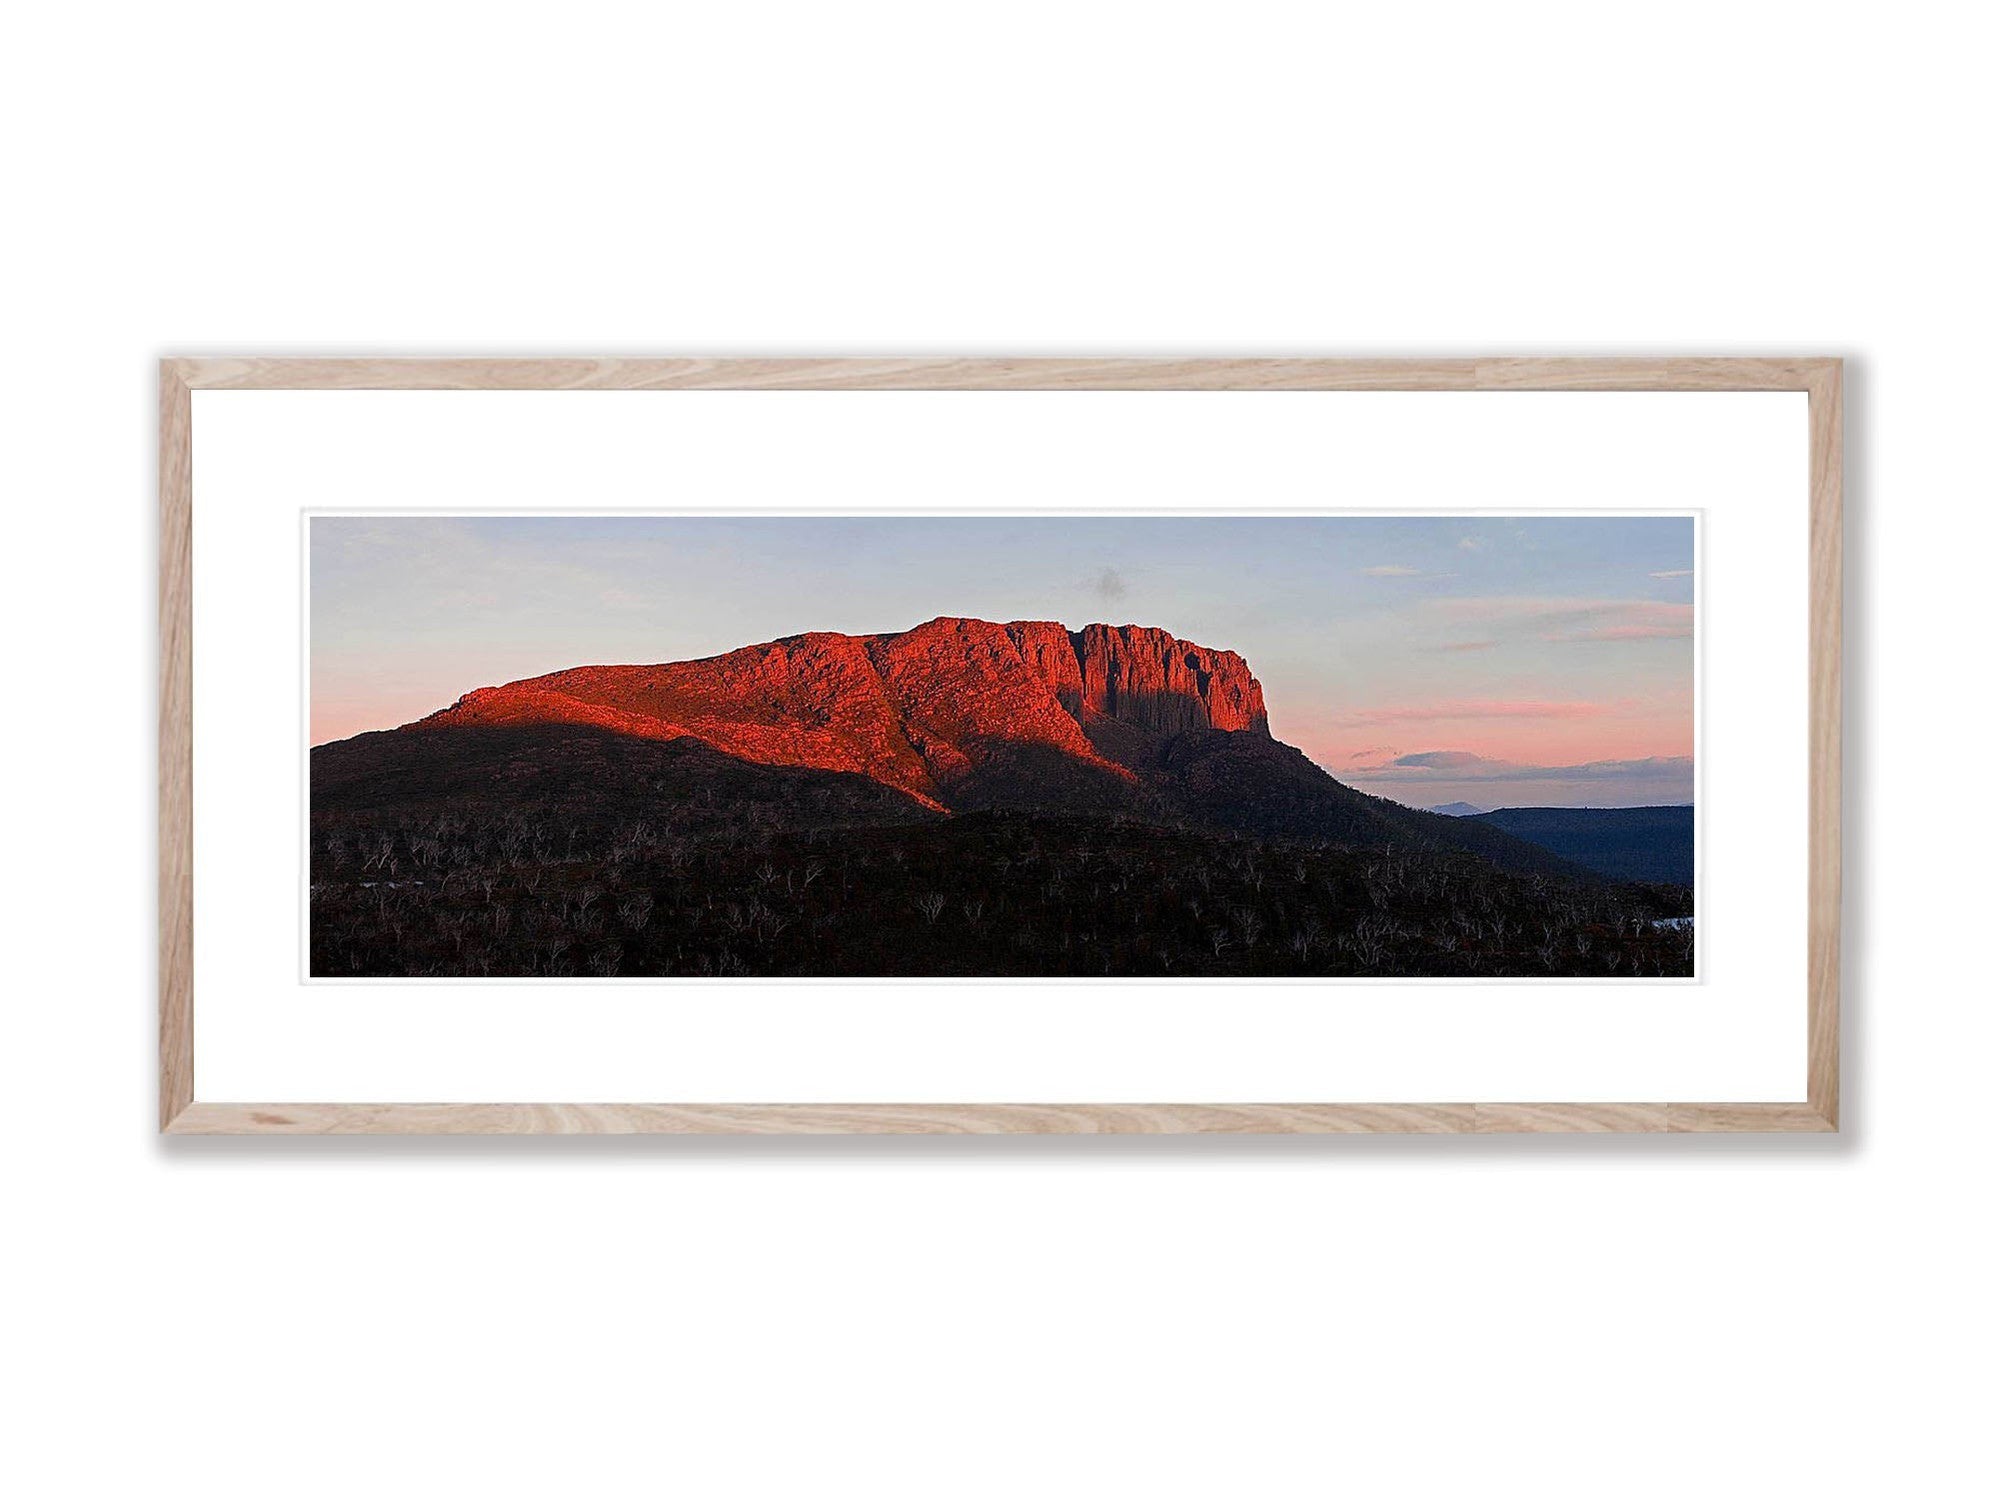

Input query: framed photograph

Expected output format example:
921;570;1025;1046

160;358;1840;1134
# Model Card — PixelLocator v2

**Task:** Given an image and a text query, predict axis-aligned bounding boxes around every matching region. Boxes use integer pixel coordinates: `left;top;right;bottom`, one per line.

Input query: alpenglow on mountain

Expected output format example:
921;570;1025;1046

317;616;1592;877
404;618;1268;812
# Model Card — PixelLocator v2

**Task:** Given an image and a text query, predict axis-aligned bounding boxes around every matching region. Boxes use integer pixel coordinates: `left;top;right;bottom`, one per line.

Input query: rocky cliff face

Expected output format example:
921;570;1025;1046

1070;623;1269;735
1003;620;1086;718
409;617;1270;813
994;620;1269;735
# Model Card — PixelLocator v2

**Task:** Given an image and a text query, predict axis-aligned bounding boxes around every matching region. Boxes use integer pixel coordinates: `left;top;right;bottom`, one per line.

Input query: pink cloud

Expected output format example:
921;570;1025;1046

1559;624;1690;642
1336;698;1621;726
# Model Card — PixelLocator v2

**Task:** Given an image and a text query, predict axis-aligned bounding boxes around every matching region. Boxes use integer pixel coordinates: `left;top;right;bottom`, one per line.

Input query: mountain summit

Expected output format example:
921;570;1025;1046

405;617;1268;812
315;615;1590;879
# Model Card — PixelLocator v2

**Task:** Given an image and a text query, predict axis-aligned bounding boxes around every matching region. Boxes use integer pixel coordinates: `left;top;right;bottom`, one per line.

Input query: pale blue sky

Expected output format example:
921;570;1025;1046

311;515;1695;808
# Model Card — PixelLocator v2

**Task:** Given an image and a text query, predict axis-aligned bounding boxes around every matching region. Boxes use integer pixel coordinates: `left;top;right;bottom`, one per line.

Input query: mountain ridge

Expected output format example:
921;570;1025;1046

406;616;1268;813
322;615;1592;880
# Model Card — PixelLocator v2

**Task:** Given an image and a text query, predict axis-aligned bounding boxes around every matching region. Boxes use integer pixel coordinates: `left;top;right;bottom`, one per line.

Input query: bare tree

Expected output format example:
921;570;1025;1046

1230;906;1265;951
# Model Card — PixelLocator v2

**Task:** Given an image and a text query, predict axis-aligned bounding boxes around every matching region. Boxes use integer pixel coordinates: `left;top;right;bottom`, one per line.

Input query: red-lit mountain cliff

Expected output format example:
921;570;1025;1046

403;618;1269;813
313;617;1586;878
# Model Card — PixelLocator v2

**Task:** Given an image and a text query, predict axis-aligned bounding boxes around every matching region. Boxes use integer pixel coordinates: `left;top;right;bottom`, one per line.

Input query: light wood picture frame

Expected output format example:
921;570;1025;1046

159;357;1841;1135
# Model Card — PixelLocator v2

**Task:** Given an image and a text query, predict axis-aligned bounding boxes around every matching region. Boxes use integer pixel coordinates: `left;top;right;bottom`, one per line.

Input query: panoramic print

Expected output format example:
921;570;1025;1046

309;516;1695;978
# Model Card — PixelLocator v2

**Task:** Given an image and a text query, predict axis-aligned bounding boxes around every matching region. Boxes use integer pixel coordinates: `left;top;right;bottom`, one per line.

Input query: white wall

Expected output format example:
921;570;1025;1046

4;4;1988;1495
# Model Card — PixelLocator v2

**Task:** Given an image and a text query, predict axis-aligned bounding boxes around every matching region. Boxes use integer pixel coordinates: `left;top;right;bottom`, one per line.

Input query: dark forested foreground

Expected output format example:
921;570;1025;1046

310;805;1694;979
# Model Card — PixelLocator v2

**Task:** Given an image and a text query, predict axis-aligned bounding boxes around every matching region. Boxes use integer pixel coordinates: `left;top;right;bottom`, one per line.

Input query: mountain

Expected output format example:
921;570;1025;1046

310;618;1698;978
1426;801;1486;817
392;618;1263;811
1468;805;1694;886
314;617;1587;879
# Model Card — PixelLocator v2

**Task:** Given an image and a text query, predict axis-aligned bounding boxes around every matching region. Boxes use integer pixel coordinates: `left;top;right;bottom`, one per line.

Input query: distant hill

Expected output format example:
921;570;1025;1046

1426;801;1486;817
1469;805;1694;886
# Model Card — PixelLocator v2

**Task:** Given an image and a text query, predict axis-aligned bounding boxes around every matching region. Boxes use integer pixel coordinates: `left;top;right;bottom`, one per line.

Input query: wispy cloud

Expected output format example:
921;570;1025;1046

1457;536;1488;552
1347;745;1398;763
1436;639;1496;652
1432;596;1692;643
1650;569;1694;579
1091;566;1128;602
1342;749;1694;791
1362;564;1423;577
1335;698;1620;727
1565;624;1687;642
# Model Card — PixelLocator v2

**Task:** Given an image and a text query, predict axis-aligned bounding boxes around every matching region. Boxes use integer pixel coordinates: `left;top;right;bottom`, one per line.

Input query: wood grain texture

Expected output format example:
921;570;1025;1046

169;1102;1480;1136
171;356;1841;393
1473;356;1837;391
1806;361;1843;1127
163;1100;1838;1135
159;356;1842;1136
177;357;1485;391
159;362;193;1130
1666;1103;1836;1133
1473;1103;1669;1133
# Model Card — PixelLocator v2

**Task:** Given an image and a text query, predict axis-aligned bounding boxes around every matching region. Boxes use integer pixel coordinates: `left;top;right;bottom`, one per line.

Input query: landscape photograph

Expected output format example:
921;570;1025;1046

309;515;1696;979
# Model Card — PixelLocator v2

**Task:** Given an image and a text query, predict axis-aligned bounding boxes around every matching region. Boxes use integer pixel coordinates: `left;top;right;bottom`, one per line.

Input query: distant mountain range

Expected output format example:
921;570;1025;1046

315;617;1592;880
1426;801;1486;817
1466;805;1694;887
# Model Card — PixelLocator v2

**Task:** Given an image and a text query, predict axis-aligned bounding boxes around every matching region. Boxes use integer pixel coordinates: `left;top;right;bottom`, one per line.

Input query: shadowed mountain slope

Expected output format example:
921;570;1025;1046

1470;805;1695;886
317;616;1587;879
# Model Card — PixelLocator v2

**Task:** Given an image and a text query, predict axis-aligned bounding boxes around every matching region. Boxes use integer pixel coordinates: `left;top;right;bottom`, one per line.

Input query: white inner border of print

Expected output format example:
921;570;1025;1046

195;390;1799;1104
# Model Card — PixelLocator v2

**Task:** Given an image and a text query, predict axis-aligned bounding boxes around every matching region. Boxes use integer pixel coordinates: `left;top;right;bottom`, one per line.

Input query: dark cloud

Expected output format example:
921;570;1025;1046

1340;751;1695;809
1395;750;1488;770
1352;752;1693;784
1091;567;1127;602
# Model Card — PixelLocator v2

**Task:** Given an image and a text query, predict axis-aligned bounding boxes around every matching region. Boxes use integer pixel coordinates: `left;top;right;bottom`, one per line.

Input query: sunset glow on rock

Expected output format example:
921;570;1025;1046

406;617;1269;813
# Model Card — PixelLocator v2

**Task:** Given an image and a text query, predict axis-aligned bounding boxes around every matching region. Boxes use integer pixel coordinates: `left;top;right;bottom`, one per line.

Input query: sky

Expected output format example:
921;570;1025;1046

310;515;1695;809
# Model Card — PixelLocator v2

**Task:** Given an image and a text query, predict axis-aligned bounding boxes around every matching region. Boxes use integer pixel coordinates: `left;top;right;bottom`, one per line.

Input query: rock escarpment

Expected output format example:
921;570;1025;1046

409;617;1271;813
994;620;1268;735
333;615;1587;879
1069;623;1268;735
